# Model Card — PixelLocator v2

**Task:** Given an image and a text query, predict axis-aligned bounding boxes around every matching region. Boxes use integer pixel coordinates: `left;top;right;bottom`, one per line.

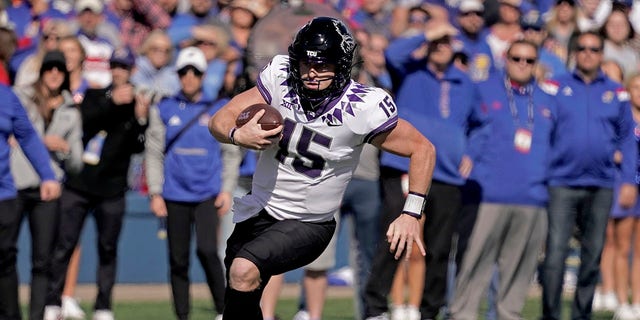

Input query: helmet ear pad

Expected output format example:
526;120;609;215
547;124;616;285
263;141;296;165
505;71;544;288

288;17;356;106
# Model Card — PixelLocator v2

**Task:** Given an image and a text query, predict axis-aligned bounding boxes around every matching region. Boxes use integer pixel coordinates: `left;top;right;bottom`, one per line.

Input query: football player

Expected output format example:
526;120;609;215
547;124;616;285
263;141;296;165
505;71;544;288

208;16;436;319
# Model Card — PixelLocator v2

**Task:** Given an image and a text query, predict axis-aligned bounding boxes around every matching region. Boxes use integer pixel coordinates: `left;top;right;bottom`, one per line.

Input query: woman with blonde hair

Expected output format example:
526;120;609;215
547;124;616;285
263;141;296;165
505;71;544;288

131;29;180;103
58;35;89;101
593;59;625;312
543;0;578;64
609;72;640;320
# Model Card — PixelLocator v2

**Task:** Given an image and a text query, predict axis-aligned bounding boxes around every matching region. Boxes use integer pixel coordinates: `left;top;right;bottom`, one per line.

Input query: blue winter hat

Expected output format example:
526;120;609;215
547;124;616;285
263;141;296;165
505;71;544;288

110;47;135;67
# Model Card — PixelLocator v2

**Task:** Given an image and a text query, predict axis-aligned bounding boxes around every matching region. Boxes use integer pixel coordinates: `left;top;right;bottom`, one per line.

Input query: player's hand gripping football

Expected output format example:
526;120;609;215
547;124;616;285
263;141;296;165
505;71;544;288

386;214;426;260
234;109;283;151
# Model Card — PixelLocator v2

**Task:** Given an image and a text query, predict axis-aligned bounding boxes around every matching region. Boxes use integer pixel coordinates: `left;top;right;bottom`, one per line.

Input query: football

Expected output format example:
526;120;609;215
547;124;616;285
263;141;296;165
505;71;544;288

235;103;283;130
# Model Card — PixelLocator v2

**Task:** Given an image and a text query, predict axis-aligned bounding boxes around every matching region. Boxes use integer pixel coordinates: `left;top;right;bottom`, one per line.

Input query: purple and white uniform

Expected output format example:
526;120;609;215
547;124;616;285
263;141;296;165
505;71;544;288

232;55;398;223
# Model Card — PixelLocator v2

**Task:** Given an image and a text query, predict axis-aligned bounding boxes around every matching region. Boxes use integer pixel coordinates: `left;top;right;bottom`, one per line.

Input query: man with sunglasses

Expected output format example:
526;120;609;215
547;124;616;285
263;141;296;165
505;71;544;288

364;19;483;320
540;30;638;320
449;39;558;320
44;47;149;320
455;0;495;82
145;46;239;320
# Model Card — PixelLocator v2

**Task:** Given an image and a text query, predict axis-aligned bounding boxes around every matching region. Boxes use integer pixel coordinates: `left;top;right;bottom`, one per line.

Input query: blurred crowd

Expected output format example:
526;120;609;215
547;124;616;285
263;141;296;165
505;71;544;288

2;0;640;320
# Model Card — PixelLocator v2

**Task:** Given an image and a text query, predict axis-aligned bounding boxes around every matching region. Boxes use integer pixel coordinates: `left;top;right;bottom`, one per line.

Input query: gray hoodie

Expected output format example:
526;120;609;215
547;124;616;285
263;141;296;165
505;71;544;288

10;86;83;189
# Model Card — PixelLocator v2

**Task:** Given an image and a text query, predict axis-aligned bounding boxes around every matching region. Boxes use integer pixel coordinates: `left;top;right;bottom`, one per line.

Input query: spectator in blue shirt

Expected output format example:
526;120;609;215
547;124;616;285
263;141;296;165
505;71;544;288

453;0;494;82
145;46;239;320
365;20;483;320
167;0;219;49
541;30;638;320
450;40;558;320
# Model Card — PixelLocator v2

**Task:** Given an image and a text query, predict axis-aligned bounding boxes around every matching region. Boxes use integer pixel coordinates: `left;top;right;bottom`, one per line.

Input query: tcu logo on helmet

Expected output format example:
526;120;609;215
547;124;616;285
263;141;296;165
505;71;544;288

306;50;318;57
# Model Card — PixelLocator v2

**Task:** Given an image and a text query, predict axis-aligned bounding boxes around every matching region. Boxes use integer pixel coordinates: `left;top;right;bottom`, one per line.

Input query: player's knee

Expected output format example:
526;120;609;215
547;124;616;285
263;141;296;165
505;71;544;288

228;258;261;291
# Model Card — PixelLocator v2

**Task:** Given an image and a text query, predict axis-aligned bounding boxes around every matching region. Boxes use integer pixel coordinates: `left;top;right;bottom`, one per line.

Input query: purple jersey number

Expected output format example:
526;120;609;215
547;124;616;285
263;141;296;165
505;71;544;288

276;118;332;178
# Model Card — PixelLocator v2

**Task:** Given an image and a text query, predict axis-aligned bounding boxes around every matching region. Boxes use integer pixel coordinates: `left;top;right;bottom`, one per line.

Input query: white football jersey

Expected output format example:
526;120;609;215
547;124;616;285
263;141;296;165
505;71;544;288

232;55;398;223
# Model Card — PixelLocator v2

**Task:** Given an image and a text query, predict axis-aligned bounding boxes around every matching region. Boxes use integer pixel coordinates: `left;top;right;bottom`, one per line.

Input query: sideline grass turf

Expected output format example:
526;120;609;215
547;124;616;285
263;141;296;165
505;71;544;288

27;297;614;320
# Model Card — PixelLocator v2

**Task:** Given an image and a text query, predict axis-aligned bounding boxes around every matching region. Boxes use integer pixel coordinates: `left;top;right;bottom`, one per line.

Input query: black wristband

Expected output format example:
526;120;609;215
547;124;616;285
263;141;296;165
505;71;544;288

228;127;238;145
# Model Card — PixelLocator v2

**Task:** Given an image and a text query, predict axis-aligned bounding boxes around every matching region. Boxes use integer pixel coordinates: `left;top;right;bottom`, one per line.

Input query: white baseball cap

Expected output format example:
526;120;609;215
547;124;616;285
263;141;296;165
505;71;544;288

76;0;104;13
175;46;207;73
458;0;484;13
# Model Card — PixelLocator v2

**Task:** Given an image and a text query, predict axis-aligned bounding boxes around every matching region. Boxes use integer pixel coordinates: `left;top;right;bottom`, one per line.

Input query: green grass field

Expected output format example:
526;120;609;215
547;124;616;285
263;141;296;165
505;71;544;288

40;297;615;320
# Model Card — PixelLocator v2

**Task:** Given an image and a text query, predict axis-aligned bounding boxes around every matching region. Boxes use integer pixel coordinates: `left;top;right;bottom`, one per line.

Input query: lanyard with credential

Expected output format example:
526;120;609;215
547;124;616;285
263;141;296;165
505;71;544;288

504;77;535;154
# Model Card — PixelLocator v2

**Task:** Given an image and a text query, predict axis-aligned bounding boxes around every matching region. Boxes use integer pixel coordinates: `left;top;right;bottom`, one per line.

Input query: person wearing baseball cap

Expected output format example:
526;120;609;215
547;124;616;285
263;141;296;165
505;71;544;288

109;47;135;70
43;43;149;320
176;45;208;76
145;45;235;320
456;0;495;82
109;47;136;92
75;0;120;89
521;14;568;80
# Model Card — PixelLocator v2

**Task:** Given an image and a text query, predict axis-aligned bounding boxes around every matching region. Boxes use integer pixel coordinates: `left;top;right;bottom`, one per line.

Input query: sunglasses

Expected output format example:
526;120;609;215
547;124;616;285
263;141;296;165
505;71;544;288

576;45;602;53
431;36;452;45
509;56;537;64
41;63;65;72
523;25;543;32
110;62;132;70
409;15;430;23
177;66;204;77
461;11;483;17
150;46;171;54
43;34;60;41
195;40;217;47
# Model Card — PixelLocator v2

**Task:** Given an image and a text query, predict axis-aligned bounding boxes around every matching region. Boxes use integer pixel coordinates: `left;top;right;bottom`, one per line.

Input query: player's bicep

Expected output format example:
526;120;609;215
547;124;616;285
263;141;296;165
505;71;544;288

372;119;427;157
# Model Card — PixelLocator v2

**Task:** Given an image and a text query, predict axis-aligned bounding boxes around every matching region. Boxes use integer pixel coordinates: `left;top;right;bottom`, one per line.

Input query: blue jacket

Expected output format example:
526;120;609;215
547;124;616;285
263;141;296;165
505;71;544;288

166;12;216;48
130;56;180;100
538;48;568;79
202;59;227;101
454;30;495;82
547;71;637;188
0;85;55;200
152;94;227;202
470;73;558;206
381;34;484;186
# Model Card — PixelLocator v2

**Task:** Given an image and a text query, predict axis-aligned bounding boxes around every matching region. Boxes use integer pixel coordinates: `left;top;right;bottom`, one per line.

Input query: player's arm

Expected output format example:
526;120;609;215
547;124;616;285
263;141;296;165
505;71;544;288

209;87;266;144
209;87;282;150
371;119;436;259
